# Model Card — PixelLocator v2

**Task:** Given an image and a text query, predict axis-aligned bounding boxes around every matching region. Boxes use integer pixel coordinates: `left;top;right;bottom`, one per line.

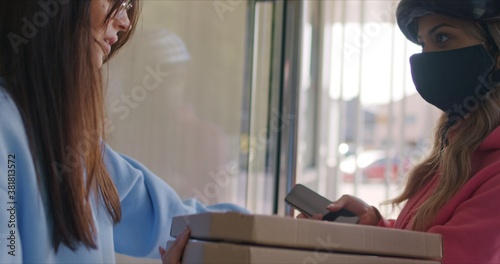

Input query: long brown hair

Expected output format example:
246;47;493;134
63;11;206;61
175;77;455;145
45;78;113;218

390;21;500;231
0;0;141;250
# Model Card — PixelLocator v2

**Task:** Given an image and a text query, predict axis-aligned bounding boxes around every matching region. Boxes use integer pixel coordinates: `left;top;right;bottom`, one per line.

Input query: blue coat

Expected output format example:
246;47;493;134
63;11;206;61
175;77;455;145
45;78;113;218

0;79;247;263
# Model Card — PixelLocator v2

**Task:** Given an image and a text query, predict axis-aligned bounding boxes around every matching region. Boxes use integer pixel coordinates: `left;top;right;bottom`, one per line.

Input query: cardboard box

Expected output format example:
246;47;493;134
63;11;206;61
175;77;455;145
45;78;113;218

171;212;442;260
177;241;441;264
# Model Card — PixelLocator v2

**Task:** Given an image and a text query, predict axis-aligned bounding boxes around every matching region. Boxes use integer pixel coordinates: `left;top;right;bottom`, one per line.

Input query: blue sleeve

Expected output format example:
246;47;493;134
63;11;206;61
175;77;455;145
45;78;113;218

0;109;54;263
104;144;249;258
0;116;24;264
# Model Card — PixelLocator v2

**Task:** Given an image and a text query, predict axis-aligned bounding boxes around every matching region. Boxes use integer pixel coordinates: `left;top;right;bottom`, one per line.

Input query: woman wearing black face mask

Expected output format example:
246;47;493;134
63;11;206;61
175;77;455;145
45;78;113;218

300;1;500;263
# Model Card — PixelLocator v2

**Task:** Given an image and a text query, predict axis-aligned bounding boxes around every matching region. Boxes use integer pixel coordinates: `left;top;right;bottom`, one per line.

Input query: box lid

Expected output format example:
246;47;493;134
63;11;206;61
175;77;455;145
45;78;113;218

171;212;442;260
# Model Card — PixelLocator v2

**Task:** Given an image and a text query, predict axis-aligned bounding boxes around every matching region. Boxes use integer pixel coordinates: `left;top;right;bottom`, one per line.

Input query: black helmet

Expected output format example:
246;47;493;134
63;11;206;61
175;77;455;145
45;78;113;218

397;0;500;44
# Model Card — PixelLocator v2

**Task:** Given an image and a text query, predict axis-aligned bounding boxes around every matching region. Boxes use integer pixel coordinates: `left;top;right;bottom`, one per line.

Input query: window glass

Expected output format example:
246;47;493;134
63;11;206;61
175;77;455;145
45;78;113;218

295;0;441;218
106;1;250;262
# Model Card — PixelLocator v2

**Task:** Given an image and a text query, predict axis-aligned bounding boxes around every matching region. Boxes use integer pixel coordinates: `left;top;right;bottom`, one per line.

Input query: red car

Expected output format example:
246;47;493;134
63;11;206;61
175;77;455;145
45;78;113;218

340;151;410;183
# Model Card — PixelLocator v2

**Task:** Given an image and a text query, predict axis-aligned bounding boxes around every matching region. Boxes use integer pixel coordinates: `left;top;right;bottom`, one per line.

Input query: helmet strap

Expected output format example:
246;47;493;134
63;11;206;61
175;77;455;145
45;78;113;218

480;22;499;55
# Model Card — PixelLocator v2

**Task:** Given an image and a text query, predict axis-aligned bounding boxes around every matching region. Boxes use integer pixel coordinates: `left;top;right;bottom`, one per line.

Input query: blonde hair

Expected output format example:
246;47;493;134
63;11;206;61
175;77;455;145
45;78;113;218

389;20;500;231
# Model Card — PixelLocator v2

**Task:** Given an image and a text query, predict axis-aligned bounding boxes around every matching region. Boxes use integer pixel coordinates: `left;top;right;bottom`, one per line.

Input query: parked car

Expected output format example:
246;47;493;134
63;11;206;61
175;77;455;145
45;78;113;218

339;150;410;183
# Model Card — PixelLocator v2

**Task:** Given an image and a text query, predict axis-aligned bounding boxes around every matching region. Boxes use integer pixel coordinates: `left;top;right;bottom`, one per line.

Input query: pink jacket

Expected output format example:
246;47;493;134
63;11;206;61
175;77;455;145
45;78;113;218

379;126;500;263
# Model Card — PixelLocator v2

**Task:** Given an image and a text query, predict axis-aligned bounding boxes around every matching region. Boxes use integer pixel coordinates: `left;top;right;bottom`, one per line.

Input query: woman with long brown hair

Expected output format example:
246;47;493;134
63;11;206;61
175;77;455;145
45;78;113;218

0;1;246;262
303;0;500;263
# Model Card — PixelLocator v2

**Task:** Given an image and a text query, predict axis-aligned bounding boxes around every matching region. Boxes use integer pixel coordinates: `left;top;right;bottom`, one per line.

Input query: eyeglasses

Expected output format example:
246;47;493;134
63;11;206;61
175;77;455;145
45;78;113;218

116;0;133;17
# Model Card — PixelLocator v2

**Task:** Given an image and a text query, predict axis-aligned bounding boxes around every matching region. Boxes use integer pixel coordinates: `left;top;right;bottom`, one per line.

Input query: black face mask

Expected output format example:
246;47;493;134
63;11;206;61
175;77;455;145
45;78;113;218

410;44;500;119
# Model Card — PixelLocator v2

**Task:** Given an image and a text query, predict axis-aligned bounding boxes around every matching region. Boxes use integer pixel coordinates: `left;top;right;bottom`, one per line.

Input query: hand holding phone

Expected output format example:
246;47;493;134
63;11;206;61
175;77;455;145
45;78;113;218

285;184;359;224
322;209;358;223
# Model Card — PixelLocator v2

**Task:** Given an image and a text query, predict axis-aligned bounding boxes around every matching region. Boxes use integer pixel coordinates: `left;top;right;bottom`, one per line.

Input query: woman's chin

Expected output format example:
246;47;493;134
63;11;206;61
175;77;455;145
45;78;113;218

94;55;104;69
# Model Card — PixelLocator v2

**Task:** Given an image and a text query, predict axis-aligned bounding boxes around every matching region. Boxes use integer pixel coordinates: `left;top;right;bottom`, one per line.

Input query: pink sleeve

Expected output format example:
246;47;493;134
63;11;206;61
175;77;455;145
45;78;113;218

427;172;500;264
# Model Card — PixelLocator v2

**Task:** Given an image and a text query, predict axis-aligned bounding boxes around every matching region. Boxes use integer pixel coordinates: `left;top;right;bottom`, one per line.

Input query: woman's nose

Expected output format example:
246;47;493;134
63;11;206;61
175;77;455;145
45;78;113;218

114;10;131;32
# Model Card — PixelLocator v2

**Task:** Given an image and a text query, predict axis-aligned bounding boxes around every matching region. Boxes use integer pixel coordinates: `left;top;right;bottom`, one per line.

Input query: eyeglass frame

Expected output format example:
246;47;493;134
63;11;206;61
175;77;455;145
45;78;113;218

116;0;133;18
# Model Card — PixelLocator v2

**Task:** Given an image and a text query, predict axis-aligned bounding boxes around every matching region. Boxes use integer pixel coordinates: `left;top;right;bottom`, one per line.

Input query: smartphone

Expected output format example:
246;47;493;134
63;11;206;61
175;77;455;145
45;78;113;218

285;184;332;217
285;184;359;224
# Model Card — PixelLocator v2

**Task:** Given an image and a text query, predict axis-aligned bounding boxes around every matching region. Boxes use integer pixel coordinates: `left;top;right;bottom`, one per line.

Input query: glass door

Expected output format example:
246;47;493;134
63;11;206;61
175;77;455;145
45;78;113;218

292;0;441;218
106;0;265;262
